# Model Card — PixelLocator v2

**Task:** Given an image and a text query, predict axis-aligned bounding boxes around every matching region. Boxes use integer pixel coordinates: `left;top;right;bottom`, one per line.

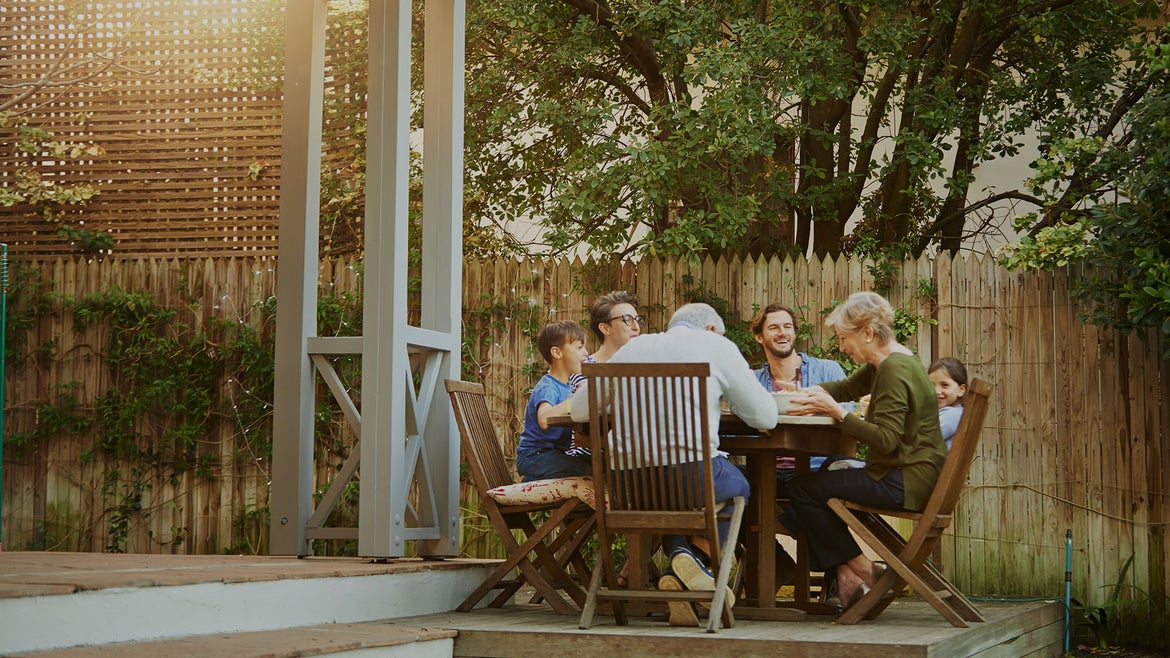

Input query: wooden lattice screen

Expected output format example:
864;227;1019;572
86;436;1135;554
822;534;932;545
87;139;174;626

0;0;363;257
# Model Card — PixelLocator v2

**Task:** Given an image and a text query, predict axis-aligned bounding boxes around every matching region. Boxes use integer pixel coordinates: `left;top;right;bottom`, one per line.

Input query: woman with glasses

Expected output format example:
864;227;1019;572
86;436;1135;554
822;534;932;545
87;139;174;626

567;291;644;394
571;290;643;587
586;290;643;363
563;288;641;391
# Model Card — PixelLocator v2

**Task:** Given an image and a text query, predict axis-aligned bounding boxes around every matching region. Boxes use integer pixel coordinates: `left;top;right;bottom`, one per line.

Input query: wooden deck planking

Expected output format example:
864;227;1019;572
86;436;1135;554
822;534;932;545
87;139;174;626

0;551;497;597
399;598;1063;658
6;623;457;658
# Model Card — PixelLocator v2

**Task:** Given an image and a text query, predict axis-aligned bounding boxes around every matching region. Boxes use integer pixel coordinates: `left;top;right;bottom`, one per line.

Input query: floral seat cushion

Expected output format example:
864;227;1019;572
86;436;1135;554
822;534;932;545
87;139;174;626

487;476;597;509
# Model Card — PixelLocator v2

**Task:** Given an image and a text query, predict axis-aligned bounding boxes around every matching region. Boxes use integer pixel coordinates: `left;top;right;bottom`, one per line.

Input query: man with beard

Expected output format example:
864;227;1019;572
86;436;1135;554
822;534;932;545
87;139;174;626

748;302;847;598
751;302;846;392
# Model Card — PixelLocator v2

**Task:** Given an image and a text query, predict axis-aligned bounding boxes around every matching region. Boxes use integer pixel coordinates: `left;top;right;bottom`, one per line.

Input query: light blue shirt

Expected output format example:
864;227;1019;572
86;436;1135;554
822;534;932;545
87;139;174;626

753;353;847;470
939;404;964;449
753;353;846;391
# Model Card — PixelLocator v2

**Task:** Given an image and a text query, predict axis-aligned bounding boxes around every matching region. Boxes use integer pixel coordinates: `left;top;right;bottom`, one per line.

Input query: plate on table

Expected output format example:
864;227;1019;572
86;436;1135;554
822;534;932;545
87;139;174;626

775;414;837;425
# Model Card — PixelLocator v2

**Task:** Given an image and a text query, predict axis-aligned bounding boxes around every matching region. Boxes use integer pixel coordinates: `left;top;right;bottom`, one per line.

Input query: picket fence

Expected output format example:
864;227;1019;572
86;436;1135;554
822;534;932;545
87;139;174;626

0;253;1165;644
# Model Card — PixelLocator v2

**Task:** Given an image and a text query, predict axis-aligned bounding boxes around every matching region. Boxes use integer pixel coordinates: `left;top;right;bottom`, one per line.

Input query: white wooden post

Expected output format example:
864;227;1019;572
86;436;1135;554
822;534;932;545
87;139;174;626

271;0;327;556
271;0;463;559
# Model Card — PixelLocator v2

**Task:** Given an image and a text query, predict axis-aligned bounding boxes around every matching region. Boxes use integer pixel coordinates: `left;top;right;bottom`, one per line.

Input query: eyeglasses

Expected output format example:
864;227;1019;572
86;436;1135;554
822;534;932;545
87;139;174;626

607;314;644;328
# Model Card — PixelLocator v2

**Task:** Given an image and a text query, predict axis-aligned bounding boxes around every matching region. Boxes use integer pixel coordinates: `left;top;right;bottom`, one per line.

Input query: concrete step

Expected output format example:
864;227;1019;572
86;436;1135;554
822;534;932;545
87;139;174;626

4;621;456;658
0;553;497;655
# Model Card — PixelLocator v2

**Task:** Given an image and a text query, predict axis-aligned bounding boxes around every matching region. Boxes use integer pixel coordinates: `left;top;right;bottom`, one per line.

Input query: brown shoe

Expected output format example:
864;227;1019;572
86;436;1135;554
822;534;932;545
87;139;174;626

658;574;699;627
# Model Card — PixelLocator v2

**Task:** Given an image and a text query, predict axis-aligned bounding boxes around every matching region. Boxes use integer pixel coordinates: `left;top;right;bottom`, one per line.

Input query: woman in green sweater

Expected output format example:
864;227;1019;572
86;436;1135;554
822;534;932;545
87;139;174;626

782;291;947;611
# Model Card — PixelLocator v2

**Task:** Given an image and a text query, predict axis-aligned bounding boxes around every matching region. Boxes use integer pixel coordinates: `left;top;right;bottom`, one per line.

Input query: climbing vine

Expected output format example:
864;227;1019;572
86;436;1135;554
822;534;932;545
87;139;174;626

0;260;366;554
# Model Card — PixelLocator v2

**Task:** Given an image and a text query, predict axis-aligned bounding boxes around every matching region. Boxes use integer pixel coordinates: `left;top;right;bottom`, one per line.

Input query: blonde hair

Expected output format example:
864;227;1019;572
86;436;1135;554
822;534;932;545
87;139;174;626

825;292;895;344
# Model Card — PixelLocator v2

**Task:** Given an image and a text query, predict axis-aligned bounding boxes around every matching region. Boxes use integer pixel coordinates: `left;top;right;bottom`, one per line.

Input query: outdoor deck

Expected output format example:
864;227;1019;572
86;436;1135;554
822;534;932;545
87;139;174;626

412;597;1063;658
0;551;1064;657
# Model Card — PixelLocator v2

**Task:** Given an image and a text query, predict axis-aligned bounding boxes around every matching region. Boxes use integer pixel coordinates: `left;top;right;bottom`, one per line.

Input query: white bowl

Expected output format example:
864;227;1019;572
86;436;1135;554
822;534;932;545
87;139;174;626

771;391;804;415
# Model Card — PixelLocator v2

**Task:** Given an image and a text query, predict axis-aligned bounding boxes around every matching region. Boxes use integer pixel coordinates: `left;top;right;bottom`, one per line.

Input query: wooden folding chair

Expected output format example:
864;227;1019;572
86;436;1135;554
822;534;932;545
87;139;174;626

828;377;994;627
578;362;745;633
444;379;596;615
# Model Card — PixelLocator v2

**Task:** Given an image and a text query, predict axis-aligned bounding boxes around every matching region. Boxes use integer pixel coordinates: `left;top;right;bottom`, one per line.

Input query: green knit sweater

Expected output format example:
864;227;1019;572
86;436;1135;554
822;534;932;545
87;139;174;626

820;352;947;511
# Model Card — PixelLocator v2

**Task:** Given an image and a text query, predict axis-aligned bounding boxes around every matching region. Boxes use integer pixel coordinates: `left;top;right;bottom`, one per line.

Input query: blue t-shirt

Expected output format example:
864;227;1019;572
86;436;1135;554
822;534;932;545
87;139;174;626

517;373;573;455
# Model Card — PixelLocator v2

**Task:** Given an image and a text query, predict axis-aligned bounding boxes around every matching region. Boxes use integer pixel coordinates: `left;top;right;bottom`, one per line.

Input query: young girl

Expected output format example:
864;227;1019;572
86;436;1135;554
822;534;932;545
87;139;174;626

928;357;968;449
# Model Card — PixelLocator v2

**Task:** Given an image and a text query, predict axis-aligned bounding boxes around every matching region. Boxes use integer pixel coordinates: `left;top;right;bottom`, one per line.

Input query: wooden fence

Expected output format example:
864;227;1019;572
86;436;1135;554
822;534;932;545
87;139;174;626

1;253;1166;643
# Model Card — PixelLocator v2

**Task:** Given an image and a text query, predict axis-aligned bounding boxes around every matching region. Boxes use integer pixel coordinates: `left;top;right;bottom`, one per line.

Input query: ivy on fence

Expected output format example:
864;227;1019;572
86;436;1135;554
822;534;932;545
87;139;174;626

0;261;367;555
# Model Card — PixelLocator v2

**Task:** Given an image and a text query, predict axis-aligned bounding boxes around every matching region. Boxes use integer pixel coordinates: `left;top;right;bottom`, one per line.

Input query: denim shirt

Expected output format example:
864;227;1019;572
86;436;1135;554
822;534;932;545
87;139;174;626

754;353;847;470
753;353;847;391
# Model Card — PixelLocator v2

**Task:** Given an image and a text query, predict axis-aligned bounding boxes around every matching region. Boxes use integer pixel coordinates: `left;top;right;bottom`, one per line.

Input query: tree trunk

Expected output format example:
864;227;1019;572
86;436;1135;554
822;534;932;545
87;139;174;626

799;97;850;256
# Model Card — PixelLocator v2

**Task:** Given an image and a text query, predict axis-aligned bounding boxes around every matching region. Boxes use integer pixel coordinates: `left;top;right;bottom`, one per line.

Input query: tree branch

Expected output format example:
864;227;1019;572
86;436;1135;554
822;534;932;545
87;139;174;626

561;0;671;105
1;5;168;114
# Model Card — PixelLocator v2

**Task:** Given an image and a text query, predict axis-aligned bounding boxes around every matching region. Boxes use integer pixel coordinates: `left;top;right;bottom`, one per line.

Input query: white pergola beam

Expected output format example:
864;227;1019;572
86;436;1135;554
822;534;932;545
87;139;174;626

417;0;465;557
358;0;415;556
272;0;464;559
271;0;328;556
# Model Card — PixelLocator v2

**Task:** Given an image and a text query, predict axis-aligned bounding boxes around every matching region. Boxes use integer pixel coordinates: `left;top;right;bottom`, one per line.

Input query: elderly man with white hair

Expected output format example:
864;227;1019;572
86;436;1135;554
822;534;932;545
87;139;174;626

570;302;776;622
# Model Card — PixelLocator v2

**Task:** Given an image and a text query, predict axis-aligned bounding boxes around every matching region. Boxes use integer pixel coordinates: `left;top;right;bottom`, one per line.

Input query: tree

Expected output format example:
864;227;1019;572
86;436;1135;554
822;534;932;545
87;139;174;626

1002;43;1170;357
463;0;1166;260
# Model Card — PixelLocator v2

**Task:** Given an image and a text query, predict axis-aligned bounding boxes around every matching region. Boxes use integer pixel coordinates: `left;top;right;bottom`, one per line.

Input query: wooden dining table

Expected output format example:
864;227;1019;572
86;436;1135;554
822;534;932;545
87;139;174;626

719;412;853;620
547;410;855;621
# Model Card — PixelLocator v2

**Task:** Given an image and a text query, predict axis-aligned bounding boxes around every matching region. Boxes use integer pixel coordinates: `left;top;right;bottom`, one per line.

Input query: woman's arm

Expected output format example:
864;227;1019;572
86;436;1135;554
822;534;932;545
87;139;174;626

819;364;874;403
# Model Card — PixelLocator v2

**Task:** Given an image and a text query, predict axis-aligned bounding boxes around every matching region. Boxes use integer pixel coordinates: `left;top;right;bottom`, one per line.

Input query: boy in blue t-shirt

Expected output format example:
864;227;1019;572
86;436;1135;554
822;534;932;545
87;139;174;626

515;321;591;481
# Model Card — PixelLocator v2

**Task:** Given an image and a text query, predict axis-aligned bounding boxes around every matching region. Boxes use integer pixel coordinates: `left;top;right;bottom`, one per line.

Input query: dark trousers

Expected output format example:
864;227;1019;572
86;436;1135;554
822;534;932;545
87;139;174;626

779;468;904;571
516;449;591;482
658;456;750;557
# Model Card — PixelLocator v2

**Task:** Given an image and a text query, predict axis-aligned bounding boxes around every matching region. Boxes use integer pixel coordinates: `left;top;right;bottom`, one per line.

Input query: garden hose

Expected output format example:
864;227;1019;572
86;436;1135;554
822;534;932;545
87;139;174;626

0;243;7;551
1065;528;1073;653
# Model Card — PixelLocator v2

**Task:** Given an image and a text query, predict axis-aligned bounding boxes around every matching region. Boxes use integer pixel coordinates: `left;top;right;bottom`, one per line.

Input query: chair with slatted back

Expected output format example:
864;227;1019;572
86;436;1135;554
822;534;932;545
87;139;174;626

445;379;596;615
578;362;744;633
827;377;993;627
